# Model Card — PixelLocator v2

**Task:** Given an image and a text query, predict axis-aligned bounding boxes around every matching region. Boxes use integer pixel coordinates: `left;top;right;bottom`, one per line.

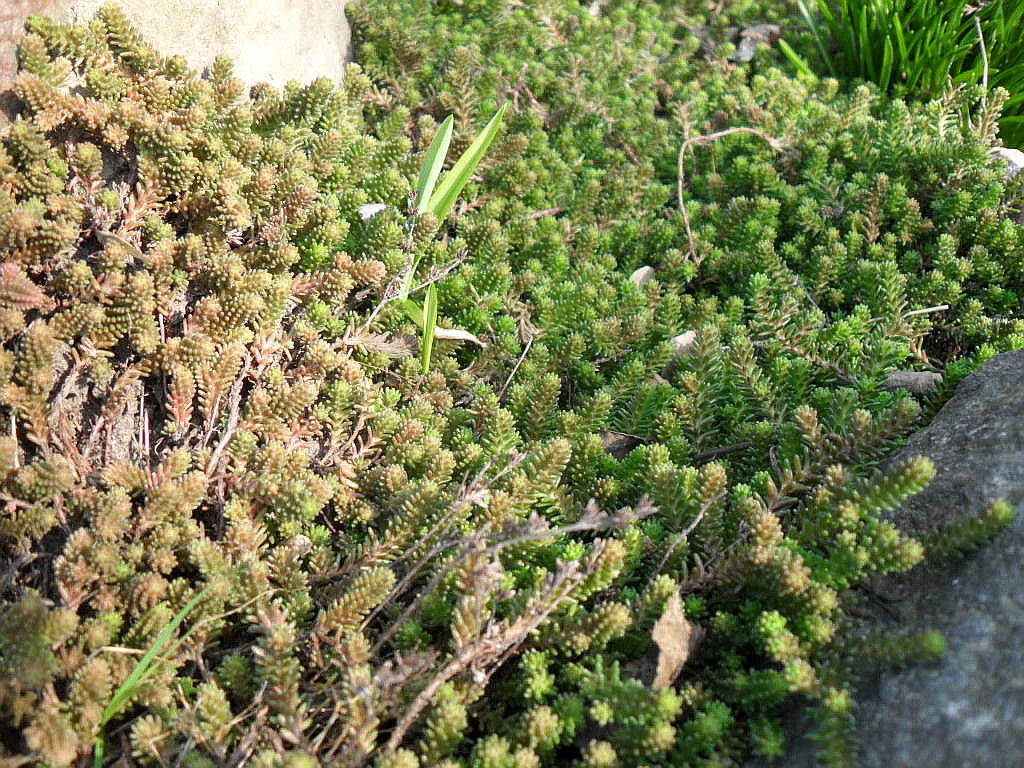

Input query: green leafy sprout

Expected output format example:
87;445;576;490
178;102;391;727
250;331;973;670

777;38;814;78
403;104;506;374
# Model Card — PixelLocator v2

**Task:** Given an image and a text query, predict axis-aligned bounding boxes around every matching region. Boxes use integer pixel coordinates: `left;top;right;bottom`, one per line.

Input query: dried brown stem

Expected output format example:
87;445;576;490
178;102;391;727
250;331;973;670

691;441;752;463
650;491;727;580
204;356;253;490
524;206;565;220
380;556;585;756
498;336;534;399
360;251;468;331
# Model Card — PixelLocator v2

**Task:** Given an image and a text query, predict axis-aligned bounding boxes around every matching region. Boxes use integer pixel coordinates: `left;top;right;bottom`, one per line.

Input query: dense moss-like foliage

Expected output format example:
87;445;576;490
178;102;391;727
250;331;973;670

0;2;1020;767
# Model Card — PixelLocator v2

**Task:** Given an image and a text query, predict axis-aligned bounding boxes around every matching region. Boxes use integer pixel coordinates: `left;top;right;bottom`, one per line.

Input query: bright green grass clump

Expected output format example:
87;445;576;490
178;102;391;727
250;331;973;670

0;2;1021;767
790;0;1024;145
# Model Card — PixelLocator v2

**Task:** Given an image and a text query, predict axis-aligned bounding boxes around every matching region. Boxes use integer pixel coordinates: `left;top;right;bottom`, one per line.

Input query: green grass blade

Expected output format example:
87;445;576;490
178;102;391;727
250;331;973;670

102;587;209;724
403;297;424;328
819;0;841;37
95;586;210;767
778;38;814;77
796;0;836;76
880;36;894;90
420;284;438;375
858;7;874;80
833;0;855;63
414;115;454;213
893;11;908;66
427;103;507;221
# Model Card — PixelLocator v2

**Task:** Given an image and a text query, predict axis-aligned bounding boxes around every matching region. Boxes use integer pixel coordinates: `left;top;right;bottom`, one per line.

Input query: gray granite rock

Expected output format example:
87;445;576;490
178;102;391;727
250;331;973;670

880;370;943;395
661;330;697;379
993;147;1024;179
751;348;1024;767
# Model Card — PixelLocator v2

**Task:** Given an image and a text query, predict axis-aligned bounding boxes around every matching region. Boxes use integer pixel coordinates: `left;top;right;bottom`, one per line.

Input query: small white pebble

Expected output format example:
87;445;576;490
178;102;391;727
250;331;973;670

630;265;656;288
670;331;697;357
358;203;387;221
661;330;698;379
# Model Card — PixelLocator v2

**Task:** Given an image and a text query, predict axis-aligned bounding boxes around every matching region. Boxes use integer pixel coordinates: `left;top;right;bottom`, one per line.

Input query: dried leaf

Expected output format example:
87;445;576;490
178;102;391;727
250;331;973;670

342;330;415;359
433;325;487;347
731;23;782;62
358;202;388;221
600;430;644;460
95;229;147;263
650;591;703;688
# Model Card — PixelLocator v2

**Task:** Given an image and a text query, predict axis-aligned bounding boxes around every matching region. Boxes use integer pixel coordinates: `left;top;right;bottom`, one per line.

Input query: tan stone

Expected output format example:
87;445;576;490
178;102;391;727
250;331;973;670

1;1;64;127
2;0;353;128
661;330;697;379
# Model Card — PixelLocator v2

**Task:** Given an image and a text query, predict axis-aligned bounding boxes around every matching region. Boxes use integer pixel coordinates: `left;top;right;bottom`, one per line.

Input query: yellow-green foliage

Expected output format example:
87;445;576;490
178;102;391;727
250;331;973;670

0;2;1020;768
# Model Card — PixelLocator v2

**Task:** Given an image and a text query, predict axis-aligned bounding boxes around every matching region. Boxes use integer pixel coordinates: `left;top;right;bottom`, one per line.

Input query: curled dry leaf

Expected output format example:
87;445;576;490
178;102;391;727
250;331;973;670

650;591;703;689
94;229;147;263
731;23;782;63
600;430;645;460
341;329;416;359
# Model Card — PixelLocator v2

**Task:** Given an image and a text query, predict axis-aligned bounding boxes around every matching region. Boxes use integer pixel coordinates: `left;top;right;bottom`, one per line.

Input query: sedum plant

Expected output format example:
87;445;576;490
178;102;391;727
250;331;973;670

0;2;1020;768
93;586;210;767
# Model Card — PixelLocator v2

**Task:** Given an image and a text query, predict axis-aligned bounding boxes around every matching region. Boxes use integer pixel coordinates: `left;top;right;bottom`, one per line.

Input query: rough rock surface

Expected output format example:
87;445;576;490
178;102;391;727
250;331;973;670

880;369;942;395
1;0;61;126
751;347;1024;768
992;147;1024;225
993;147;1024;178
2;0;353;128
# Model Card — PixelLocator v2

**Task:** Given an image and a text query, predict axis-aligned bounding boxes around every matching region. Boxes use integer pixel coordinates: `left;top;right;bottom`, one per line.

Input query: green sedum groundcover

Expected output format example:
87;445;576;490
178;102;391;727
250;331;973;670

0;1;1021;766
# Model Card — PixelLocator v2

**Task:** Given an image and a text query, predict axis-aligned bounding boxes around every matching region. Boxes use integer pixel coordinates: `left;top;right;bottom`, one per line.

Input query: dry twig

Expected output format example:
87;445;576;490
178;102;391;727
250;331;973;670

650;491;727;580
